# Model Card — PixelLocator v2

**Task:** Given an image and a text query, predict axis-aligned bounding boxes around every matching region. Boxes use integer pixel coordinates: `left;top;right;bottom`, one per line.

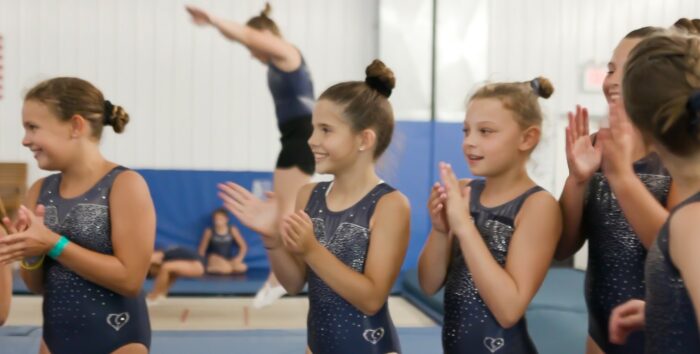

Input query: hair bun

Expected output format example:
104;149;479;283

530;76;554;99
261;2;272;17
103;100;130;133
364;59;396;98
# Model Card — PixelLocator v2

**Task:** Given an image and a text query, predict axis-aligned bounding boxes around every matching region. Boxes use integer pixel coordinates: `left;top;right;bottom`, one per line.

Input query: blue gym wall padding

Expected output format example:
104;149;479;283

137;121;473;271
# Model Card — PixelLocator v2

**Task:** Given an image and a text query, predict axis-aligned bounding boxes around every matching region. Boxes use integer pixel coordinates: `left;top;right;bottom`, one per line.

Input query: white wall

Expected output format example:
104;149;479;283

378;0;433;121
0;0;379;183
435;0;700;194
377;0;699;269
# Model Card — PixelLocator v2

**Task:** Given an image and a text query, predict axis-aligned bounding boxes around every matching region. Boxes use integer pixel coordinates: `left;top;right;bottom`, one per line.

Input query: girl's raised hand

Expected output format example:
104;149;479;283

218;182;280;248
565;105;602;184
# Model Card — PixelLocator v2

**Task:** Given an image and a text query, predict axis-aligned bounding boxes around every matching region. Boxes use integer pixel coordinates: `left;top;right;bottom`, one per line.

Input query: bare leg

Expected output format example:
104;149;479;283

230;259;248;274
586;335;605;354
111;343;148;354
148;261;204;300
253;167;311;306
206;255;234;275
267;167;311;287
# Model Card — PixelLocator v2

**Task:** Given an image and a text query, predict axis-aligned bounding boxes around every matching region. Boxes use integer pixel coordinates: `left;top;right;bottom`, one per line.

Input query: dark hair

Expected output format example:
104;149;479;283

469;77;554;129
212;208;228;218
25;77;128;138
623;33;700;156
246;3;280;36
319;59;396;159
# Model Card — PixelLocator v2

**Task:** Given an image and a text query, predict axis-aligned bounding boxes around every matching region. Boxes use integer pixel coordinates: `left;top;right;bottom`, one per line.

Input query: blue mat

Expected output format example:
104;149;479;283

0;326;441;354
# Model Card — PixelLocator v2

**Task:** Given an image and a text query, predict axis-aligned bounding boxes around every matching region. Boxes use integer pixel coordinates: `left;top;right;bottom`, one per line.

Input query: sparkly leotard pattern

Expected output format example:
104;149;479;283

305;182;401;354
37;166;151;354
644;191;700;353
583;154;670;353
443;179;543;354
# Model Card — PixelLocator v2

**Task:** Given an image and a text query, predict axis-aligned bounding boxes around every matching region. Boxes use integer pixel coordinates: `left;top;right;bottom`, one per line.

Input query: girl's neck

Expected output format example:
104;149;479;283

482;163;534;203
327;162;380;207
666;160;700;202
214;224;228;233
59;148;112;196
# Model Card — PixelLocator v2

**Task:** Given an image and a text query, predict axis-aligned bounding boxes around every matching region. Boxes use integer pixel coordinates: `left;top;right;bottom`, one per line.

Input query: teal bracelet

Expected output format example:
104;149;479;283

48;236;69;259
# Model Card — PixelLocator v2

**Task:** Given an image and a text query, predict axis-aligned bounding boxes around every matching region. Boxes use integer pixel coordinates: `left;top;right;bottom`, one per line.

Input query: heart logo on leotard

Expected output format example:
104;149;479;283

362;327;385;344
106;312;130;331
483;337;505;353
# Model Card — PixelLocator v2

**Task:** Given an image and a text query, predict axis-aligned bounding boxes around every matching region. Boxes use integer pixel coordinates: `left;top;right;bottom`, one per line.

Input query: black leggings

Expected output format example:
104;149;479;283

276;116;315;175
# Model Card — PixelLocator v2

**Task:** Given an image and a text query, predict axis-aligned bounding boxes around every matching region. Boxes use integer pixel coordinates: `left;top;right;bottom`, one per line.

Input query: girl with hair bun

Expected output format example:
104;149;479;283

220;59;409;354
556;23;687;354
187;2;317;308
0;77;155;354
608;31;700;353
418;77;562;354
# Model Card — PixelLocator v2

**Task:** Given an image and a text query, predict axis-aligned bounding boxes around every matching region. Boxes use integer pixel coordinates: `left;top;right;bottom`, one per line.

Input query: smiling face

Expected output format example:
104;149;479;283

21;100;77;171
307;99;366;175
603;38;642;105
462;98;539;177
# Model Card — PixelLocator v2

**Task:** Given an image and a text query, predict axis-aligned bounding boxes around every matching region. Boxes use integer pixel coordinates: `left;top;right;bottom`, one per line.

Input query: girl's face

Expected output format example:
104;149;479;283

308;99;366;175
213;213;229;227
21;100;76;171
603;38;642;105
463;98;538;177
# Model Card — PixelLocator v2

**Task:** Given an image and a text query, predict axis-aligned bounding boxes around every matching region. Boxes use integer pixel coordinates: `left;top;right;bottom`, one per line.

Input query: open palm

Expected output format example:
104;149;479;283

218;182;279;246
565;105;601;183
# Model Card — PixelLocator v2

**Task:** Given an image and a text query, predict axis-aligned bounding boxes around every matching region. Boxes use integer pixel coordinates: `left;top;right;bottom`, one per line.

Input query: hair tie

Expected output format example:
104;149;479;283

365;77;392;98
103;100;114;126
529;78;542;97
687;90;700;133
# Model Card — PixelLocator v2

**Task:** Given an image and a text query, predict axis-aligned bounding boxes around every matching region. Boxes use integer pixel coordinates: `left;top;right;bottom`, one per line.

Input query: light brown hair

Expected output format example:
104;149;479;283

623;33;700;156
246;3;280;36
469;77;554;129
25;77;128;139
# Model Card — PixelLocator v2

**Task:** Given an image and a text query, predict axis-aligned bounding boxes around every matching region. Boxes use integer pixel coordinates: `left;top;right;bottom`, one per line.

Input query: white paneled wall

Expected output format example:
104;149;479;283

0;0;378;182
378;0;433;121
434;0;700;194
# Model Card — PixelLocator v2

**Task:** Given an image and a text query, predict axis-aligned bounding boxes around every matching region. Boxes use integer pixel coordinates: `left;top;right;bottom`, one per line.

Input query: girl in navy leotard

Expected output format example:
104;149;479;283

220;60;409;354
0;77;155;354
197;208;248;275
555;25;680;354
418;77;562;354
187;2;316;308
607;29;700;354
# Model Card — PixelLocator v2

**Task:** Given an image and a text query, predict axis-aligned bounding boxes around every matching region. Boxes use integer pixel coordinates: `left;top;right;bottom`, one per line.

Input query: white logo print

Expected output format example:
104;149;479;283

483;337;505;353
362;327;385;344
106;312;130;331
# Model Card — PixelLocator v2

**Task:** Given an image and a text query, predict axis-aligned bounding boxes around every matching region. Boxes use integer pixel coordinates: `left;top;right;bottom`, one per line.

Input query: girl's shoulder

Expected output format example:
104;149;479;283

375;187;410;215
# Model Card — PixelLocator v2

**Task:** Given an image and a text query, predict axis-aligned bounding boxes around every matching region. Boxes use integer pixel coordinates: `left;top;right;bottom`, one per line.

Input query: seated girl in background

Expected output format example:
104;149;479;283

198;208;248;275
